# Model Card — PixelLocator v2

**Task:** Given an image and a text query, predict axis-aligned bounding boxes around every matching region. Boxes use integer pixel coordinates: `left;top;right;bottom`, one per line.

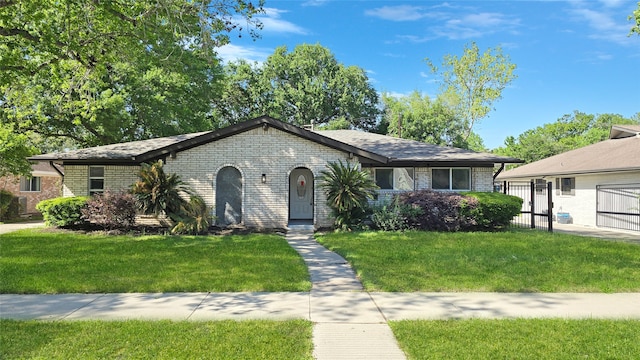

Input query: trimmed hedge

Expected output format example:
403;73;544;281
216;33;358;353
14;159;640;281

393;190;523;232
36;196;89;227
465;192;523;230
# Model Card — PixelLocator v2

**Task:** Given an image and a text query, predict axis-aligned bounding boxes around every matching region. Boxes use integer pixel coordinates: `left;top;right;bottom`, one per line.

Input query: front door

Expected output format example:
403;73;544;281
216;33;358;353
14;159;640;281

289;168;314;220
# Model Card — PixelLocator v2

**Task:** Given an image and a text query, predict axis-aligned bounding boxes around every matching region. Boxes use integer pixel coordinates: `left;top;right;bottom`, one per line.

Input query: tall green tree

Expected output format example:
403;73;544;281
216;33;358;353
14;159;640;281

382;91;469;148
213;44;381;130
494;111;640;164
0;126;36;178
426;42;517;142
1;0;263;148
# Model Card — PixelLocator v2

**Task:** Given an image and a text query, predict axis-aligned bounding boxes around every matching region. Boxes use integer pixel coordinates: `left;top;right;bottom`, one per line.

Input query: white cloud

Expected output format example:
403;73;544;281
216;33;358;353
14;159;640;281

569;3;636;46
435;12;521;40
365;5;428;21
216;44;272;64
256;7;308;35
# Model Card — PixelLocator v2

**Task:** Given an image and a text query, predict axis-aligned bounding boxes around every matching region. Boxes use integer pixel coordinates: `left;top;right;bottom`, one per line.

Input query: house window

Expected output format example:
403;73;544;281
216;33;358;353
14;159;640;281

535;179;546;194
89;166;105;195
432;168;471;191
374;168;414;190
20;176;41;192
556;177;575;196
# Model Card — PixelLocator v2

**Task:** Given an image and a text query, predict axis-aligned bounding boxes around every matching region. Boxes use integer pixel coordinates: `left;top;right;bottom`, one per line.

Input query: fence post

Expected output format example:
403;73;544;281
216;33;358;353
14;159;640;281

530;181;535;229
547;181;553;232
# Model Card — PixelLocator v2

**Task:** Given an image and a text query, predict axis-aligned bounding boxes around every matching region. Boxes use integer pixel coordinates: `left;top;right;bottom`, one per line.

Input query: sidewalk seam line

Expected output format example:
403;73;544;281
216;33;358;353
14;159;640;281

60;293;106;320
187;292;210;320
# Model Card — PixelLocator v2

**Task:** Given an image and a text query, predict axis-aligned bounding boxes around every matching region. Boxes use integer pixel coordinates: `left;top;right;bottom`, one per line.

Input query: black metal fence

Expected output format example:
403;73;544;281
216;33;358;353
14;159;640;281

596;184;640;232
502;181;553;232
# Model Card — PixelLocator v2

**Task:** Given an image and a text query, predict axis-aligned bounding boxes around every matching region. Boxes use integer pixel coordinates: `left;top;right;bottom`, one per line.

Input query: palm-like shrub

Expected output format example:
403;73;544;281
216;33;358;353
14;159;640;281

131;161;193;221
320;160;378;231
132;161;211;234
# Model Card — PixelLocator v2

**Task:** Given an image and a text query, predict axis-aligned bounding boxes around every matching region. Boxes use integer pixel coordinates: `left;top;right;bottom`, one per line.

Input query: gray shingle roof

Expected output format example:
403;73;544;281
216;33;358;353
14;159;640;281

30;116;522;166
496;135;640;179
30;132;210;163
316;130;521;164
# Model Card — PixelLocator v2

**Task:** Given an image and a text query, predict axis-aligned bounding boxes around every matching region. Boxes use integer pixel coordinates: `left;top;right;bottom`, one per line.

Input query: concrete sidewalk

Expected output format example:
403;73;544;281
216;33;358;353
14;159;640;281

2;292;639;322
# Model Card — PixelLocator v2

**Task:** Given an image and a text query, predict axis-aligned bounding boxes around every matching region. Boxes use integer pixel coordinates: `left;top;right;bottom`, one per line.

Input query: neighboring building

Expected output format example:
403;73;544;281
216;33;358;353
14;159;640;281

497;125;640;232
0;162;64;214
31;116;521;229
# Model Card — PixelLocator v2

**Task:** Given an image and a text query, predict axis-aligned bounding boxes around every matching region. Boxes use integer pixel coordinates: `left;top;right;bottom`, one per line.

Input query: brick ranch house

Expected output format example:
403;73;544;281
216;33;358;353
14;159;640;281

30;116;522;229
0;161;63;215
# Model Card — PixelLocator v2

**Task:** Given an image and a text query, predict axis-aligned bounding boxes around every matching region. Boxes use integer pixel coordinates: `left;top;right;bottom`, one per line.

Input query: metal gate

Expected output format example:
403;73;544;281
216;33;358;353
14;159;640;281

596;184;640;232
502;181;553;232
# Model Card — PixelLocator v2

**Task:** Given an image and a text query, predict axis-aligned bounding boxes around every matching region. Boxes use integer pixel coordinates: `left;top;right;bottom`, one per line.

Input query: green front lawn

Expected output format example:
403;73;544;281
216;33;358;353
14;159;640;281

390;319;640;359
316;230;640;292
0;230;311;293
0;319;313;360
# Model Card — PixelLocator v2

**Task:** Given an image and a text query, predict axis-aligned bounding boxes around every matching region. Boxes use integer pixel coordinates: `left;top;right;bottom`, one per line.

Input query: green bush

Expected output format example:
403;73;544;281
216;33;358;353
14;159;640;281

0;190;20;221
465;192;523;229
36;196;89;227
371;198;423;231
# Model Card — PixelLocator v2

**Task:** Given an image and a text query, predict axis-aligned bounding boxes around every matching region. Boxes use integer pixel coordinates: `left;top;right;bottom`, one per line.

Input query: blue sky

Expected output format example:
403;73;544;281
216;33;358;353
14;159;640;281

218;0;640;149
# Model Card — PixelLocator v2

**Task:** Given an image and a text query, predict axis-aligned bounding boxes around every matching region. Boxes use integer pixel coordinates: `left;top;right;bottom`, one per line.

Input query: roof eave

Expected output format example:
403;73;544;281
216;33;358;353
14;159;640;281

498;166;640;179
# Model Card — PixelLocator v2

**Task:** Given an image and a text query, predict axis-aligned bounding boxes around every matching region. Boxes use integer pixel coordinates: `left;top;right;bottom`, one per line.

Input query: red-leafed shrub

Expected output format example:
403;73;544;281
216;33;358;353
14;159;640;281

396;190;479;231
81;191;137;230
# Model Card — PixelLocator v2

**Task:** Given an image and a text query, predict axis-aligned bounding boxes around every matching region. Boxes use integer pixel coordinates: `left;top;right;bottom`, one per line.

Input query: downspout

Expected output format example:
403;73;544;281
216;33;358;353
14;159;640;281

493;163;505;182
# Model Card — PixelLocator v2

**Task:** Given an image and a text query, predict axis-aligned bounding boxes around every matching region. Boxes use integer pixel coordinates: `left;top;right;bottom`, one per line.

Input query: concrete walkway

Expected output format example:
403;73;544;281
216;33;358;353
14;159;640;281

286;230;406;360
1;224;639;359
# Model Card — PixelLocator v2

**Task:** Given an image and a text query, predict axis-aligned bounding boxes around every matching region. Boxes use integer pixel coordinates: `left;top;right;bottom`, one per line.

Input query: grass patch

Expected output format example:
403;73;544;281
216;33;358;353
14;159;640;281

390;319;640;359
0;229;311;293
0;319;313;359
315;230;640;292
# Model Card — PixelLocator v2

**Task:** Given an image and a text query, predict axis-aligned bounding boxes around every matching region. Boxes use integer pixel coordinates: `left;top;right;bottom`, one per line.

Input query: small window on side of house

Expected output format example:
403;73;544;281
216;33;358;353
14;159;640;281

560;177;575;196
535;179;546;194
19;176;41;192
89;166;105;195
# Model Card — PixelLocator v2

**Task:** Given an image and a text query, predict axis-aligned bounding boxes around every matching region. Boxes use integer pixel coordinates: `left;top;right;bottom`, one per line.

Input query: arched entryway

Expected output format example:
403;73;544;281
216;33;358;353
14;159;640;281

289;167;314;223
216;166;242;225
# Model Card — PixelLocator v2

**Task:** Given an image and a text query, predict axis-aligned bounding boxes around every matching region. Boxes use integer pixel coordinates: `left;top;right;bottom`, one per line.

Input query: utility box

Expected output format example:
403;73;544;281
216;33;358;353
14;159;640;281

557;212;572;224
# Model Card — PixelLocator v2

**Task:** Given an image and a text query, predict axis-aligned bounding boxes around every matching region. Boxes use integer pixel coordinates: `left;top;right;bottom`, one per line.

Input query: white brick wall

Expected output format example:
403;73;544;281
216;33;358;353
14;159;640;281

163;126;351;228
63;165;140;197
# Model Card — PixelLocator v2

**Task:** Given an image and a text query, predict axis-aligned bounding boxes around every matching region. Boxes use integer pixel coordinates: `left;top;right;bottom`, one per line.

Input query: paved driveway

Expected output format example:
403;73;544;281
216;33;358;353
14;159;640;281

553;223;639;244
0;221;45;235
